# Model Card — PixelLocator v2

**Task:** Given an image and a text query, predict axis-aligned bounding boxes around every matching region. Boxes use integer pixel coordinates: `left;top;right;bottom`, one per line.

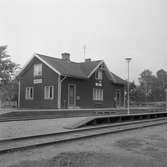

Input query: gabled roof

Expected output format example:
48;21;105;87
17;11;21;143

36;54;103;79
17;53;125;85
110;72;126;85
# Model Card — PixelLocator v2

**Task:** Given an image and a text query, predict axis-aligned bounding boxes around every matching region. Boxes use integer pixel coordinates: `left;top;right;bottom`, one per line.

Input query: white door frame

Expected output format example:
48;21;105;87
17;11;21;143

68;84;76;107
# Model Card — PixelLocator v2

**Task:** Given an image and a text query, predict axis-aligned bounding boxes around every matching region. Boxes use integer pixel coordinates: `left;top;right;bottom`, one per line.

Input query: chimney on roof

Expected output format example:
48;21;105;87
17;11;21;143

85;58;91;62
61;53;70;61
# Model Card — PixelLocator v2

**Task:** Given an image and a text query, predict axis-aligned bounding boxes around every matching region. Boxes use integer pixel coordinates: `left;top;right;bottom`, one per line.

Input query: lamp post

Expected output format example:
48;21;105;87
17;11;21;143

125;58;132;115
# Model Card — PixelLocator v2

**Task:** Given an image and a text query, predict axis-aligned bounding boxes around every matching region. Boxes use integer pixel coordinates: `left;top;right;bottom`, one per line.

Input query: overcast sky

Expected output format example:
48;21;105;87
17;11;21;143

0;0;167;83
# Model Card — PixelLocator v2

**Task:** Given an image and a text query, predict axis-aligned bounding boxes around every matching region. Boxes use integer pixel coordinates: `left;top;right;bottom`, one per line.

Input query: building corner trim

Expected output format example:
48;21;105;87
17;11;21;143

57;75;61;109
18;80;21;108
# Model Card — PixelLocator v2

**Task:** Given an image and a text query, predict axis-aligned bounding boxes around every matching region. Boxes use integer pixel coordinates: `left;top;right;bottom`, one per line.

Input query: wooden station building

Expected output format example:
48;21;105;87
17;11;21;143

17;53;125;109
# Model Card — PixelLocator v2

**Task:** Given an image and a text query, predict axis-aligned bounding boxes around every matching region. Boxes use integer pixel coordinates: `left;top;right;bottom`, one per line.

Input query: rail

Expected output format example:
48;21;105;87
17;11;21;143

0;111;167;154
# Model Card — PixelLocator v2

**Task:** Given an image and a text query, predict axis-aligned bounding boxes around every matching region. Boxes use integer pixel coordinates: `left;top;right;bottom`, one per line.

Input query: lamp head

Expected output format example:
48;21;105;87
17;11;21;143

125;58;132;62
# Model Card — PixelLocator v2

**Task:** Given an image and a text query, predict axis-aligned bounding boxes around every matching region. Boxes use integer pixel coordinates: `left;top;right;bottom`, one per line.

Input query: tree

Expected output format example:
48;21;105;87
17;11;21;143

129;81;137;102
138;69;155;101
0;45;19;84
156;69;167;100
136;69;167;102
0;46;20;107
156;69;167;89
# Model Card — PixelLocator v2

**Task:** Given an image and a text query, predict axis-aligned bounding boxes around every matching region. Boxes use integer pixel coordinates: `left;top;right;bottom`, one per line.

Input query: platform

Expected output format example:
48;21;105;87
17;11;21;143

0;117;88;140
0;111;166;140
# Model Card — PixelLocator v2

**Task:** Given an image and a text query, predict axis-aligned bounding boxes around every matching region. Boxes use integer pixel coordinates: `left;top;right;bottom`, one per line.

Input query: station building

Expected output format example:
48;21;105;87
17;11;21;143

17;53;125;109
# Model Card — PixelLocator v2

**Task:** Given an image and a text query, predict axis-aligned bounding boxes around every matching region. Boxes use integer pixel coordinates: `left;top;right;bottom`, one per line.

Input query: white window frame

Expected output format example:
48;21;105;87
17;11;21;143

93;88;103;101
95;70;103;80
34;64;42;76
44;86;54;100
25;87;34;100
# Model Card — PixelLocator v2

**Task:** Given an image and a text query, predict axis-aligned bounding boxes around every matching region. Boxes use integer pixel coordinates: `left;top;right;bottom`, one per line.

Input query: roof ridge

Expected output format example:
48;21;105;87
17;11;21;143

37;53;102;64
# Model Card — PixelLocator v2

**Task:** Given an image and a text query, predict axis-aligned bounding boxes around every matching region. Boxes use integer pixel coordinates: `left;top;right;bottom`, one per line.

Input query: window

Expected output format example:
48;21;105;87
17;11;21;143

34;64;42;76
44;86;54;99
93;88;103;101
25;87;34;100
95;70;103;80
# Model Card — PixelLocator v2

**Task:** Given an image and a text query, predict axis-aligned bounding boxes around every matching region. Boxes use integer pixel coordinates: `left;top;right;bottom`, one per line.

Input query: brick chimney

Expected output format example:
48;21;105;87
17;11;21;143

85;58;91;62
61;53;70;61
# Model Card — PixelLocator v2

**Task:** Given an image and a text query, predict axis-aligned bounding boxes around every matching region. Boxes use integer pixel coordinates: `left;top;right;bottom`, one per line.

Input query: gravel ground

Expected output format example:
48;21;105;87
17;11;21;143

1;124;167;167
0;117;87;140
0;108;17;115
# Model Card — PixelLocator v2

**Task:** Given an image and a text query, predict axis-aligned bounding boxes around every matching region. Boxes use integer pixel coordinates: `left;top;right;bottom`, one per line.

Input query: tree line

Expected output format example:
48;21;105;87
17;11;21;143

129;69;167;103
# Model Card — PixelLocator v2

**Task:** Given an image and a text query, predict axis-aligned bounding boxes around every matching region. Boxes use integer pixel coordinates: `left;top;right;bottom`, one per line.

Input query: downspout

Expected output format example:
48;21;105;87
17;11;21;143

57;75;61;109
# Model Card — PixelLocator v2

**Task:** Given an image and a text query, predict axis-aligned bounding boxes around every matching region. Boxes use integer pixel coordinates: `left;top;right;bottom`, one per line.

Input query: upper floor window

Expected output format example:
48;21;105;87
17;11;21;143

34;64;42;76
44;86;54;100
95;70;103;80
93;88;103;101
25;87;34;100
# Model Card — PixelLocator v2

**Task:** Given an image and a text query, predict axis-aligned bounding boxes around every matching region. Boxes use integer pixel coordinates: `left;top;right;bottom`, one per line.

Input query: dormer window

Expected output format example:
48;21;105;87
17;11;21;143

95;70;103;80
34;64;42;76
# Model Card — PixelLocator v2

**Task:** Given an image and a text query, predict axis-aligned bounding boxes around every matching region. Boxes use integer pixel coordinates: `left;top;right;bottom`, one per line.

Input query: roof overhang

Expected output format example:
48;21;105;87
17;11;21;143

35;54;61;75
87;60;104;78
16;53;61;79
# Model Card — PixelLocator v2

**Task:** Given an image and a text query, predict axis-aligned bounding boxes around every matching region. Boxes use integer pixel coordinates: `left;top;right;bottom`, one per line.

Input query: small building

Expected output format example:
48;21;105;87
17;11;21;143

17;53;125;109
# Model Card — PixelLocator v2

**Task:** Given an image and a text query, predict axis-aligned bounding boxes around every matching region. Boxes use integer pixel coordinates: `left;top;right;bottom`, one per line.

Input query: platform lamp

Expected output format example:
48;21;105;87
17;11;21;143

125;58;132;115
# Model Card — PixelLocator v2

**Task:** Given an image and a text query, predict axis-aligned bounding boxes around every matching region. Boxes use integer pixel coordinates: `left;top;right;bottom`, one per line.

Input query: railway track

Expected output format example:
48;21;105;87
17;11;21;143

0;116;167;154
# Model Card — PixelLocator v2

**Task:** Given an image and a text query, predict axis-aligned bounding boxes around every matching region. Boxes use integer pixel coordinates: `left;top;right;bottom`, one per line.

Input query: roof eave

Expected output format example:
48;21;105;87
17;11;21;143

87;60;104;78
35;54;61;75
16;54;35;79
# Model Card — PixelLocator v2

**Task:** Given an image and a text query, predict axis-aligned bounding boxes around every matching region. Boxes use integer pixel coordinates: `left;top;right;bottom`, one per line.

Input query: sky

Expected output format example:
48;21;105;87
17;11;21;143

0;0;167;83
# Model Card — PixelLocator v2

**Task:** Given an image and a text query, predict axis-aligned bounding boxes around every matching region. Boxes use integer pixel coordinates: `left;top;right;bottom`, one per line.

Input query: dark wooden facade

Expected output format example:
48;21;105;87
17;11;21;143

19;57;59;108
18;55;125;109
61;70;124;108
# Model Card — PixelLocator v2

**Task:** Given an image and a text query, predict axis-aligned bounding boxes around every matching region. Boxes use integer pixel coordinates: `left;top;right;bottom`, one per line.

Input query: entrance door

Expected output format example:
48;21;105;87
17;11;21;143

115;89;121;107
68;84;76;107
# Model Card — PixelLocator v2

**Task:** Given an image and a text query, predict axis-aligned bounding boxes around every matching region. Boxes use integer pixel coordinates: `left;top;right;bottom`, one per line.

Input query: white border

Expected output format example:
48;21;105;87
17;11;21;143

87;60;117;83
87;60;104;78
17;53;61;78
44;85;54;100
35;54;61;75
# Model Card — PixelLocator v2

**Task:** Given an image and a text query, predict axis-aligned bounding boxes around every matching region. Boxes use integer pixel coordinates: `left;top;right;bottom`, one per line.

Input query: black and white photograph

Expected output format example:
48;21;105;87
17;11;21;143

0;0;167;166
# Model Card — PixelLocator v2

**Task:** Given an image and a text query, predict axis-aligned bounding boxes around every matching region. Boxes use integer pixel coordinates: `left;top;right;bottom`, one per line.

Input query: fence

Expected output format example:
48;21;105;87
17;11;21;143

0;101;17;108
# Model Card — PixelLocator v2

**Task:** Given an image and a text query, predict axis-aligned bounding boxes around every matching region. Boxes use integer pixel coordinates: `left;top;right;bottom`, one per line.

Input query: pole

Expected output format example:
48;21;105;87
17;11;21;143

18;80;21;108
125;58;132;115
127;61;130;114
